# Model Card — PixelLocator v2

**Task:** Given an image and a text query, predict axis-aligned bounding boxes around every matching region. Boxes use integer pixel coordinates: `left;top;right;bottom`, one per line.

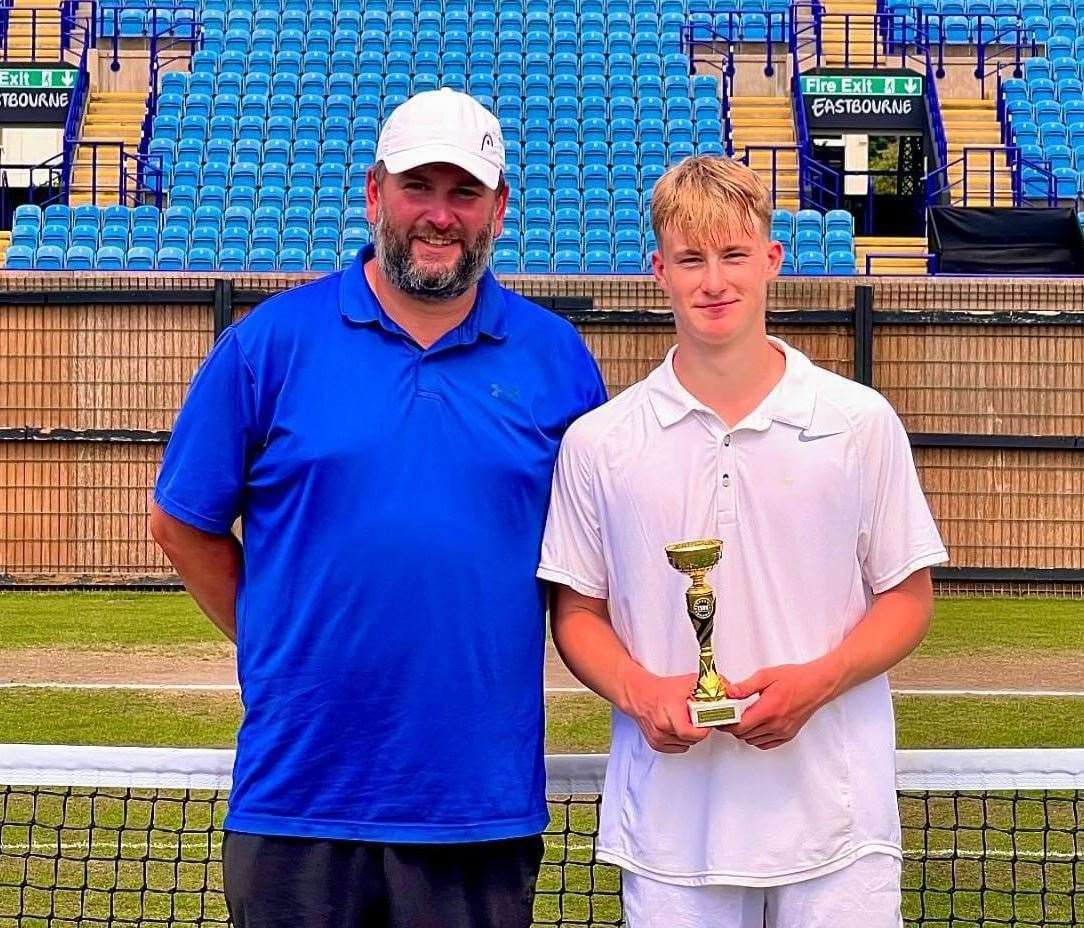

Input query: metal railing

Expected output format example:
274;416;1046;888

0;0;13;53
58;5;92;203
736;143;801;204
136;7;202;167
924;48;949;196
790;1;845;211
925;145;1056;207
98;4;198;71
0;158;64;225
814;11;929;70
682;23;735;156
864;250;938;273
66;140;163;207
790;0;824;72
0;6;64;61
682;12;792;77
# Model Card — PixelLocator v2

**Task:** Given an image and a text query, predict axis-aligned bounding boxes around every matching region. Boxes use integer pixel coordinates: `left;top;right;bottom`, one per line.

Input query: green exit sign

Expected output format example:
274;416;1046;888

0;68;77;90
801;74;923;96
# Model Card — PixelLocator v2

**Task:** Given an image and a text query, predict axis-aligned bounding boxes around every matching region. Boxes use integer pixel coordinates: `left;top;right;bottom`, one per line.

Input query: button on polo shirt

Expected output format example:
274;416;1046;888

539;338;948;885
156;246;607;842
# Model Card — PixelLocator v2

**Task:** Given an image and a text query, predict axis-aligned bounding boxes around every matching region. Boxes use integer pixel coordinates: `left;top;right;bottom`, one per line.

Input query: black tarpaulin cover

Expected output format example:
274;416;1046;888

928;206;1084;274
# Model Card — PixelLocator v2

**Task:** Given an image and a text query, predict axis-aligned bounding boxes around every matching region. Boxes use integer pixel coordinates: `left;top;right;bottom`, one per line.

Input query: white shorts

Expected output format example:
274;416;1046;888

622;852;903;928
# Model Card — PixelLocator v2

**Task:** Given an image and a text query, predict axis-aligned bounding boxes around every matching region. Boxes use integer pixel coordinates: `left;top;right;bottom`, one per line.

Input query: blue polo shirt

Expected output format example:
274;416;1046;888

155;247;606;842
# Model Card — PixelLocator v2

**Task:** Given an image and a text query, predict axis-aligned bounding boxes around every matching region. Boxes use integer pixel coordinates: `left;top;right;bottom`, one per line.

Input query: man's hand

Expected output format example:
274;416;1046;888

624;670;710;754
725;662;837;751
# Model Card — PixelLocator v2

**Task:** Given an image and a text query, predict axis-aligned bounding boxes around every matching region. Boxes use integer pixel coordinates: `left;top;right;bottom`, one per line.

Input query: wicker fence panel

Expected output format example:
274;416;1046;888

0;441;168;583
0;274;1080;585
917;448;1084;570
0;304;212;433
876;325;1084;436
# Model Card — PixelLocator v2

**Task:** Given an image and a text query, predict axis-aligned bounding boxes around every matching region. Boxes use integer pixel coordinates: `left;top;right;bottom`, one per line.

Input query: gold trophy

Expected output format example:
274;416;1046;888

665;539;746;727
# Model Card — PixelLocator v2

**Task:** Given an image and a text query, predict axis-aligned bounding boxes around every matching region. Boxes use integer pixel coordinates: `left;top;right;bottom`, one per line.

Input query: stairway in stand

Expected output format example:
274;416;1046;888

855;235;929;274
729;96;800;211
938;98;1015;207
69;92;147;206
820;0;877;67
3;0;62;61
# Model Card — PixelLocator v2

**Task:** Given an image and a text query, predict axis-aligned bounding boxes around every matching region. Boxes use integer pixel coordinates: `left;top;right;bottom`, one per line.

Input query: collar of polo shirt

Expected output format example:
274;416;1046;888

337;244;509;344
647;336;831;433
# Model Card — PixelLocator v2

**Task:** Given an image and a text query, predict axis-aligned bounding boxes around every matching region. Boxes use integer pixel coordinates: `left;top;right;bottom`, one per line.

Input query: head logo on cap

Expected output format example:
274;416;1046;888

375;89;506;190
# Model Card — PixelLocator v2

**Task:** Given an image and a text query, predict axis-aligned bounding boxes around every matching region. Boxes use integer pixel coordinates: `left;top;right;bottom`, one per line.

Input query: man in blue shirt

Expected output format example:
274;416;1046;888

150;89;607;928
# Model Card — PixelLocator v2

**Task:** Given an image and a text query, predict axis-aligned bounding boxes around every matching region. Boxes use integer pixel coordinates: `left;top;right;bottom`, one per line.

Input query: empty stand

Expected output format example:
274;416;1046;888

70;92;148;207
731;97;800;210
940;99;1015;206
2;0;62;61
1002;54;1084;201
143;0;736;273
771;207;857;274
0;0;867;275
819;2;878;67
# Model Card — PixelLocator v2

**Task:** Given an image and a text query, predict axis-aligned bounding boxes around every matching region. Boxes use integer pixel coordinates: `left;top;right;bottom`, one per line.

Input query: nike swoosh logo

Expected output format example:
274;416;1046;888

797;431;836;442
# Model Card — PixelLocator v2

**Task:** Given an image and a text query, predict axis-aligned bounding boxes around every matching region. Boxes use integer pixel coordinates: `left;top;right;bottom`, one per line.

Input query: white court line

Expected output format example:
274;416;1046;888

0;682;239;691
895;689;1084;697
3;682;1084;697
0;841;1075;863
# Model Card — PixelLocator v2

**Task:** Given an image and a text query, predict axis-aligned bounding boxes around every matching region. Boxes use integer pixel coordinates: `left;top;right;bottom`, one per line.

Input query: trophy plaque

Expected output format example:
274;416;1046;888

664;538;746;727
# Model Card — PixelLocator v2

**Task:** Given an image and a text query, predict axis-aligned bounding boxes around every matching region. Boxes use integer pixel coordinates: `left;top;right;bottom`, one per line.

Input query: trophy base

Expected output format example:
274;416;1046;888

688;696;746;728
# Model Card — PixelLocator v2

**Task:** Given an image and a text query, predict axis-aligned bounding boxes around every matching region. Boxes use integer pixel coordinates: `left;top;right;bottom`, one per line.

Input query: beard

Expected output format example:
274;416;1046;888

373;213;496;302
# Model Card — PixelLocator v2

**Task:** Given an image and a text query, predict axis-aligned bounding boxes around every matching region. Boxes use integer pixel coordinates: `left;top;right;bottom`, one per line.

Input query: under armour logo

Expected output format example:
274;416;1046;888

490;383;521;401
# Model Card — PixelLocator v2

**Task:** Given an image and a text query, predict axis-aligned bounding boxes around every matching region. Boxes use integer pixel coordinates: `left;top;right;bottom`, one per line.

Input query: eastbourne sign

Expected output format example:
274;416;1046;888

0;66;77;125
801;69;926;131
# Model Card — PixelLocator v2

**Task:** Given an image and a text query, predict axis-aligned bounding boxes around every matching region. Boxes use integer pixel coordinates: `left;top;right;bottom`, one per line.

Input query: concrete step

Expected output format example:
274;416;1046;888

941;98;997;109
730;96;792;107
84;108;146;117
856;236;927;253
943;129;1003;143
733;130;797;143
730;114;794;125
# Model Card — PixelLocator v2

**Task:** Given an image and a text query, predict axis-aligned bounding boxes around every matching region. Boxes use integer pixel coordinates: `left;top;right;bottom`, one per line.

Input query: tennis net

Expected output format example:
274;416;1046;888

1;745;1081;927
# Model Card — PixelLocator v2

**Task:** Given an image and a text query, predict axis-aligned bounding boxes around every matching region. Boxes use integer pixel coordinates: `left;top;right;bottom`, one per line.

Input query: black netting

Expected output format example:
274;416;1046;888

2;782;1081;927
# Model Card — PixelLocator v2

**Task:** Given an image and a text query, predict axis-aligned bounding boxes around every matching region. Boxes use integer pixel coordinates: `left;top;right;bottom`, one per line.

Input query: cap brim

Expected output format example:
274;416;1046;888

381;144;502;190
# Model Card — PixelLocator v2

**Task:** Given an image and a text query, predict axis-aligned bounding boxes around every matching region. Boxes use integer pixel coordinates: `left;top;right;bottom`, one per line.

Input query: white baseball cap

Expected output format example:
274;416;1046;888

375;88;506;190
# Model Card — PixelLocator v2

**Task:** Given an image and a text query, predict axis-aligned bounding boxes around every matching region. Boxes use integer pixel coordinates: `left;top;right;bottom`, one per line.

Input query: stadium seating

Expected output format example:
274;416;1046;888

32;0;861;274
1002;53;1084;197
772;208;856;275
9;202;856;273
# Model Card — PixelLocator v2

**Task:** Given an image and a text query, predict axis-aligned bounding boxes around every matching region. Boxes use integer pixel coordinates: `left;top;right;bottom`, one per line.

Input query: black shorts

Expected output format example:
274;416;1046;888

223;831;545;928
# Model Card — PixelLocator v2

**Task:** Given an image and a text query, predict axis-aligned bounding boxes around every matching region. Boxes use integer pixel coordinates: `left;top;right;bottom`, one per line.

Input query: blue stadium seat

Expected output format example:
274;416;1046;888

828;252;857;275
11;226;39;249
5;244;34;269
93;246;125;269
797;251;827;274
63;245;93;269
34;244;64;269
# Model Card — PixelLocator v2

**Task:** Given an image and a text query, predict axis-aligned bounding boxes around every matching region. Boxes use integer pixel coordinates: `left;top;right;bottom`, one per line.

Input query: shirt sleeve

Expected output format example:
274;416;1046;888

583;353;609;415
858;400;949;594
537;426;609;600
154;327;261;535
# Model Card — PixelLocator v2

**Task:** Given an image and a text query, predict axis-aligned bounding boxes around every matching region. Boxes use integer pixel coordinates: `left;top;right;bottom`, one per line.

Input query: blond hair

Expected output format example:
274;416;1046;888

650;156;772;252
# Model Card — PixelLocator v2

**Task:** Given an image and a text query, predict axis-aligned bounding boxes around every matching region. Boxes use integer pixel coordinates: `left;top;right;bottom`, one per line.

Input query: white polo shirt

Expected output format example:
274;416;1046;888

538;337;948;887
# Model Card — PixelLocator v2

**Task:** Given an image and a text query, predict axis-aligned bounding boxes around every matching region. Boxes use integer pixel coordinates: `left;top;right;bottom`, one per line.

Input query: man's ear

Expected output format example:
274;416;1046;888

365;168;381;226
651;247;669;294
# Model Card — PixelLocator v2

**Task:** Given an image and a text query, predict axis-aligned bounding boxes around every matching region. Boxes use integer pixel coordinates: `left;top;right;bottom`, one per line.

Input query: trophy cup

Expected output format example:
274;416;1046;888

665;539;746;727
